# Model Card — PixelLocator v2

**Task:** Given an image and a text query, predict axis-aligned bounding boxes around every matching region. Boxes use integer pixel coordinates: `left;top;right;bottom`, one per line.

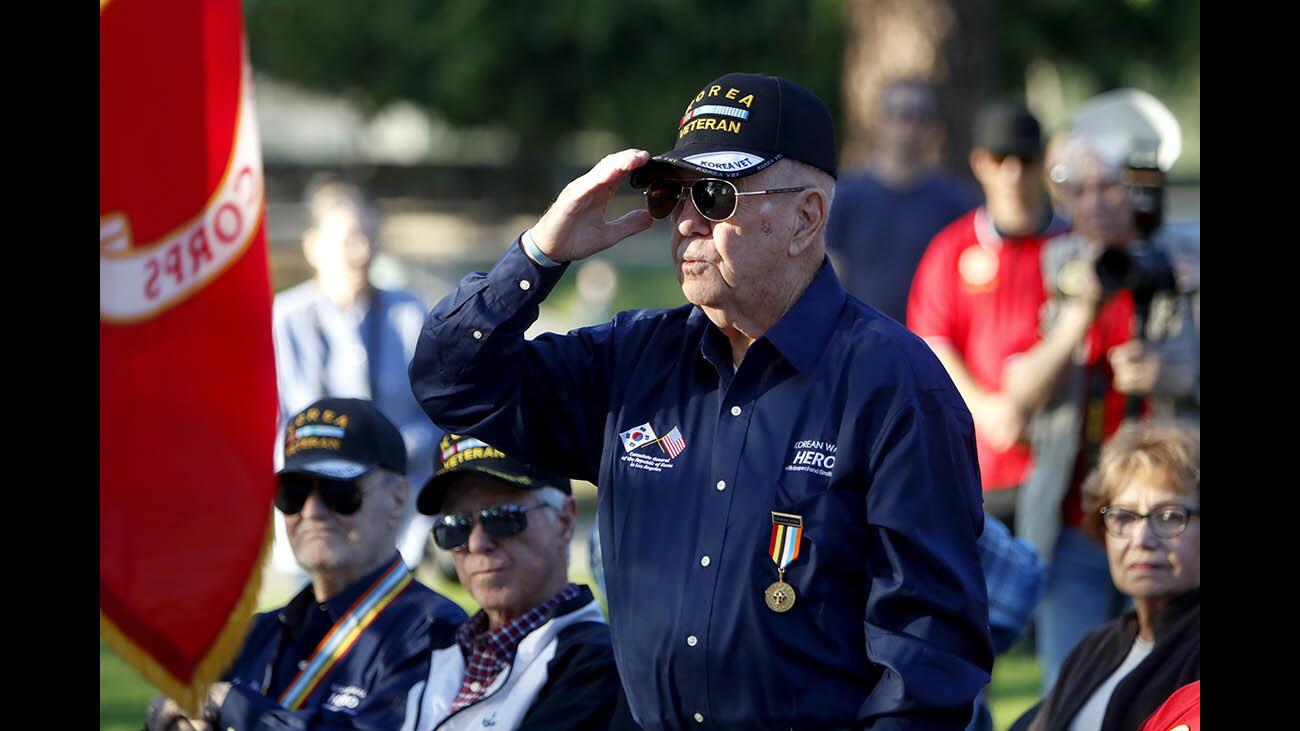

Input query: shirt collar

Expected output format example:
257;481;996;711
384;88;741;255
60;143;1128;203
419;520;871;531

975;206;1069;251
279;552;408;627
761;257;847;376
456;582;582;660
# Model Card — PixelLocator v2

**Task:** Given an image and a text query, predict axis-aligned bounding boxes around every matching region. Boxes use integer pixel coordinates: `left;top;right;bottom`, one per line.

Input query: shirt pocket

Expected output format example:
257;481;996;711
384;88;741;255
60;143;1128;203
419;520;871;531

774;439;838;505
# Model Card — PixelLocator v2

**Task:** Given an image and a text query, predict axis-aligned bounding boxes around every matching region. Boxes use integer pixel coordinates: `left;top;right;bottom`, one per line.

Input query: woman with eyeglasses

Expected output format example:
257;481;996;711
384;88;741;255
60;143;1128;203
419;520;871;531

1019;418;1199;731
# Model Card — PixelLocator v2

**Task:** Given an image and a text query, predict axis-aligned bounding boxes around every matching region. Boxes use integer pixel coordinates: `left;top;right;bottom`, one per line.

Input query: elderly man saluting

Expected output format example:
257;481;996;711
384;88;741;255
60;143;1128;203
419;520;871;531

146;398;467;731
410;73;993;730
399;433;619;730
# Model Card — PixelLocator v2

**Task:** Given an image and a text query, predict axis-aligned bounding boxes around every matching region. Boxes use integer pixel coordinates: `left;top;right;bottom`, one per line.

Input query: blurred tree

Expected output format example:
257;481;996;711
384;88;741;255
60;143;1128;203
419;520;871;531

992;0;1200;94
840;0;992;176
245;0;844;194
244;0;1198;192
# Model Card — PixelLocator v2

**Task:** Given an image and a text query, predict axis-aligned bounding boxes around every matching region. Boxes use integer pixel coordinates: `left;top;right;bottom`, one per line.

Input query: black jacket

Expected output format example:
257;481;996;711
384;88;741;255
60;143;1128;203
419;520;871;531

1025;588;1200;731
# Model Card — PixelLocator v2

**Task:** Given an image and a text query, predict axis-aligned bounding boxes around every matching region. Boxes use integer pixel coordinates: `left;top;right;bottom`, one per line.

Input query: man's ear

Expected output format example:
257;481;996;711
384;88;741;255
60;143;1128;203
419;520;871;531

301;228;319;269
388;475;409;529
557;496;577;544
789;188;828;257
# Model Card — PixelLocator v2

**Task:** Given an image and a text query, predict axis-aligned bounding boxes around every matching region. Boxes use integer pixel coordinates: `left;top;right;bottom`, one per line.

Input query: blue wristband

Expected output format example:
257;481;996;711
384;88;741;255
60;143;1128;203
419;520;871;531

521;229;561;269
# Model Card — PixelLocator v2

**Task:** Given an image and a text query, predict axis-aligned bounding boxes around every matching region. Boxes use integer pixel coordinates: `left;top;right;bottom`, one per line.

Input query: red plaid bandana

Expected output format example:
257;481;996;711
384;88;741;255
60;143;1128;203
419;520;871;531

449;583;582;712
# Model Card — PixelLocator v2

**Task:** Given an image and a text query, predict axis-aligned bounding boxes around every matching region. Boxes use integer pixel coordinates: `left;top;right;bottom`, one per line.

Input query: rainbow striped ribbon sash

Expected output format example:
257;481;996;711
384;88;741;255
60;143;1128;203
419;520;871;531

768;512;804;571
277;558;413;710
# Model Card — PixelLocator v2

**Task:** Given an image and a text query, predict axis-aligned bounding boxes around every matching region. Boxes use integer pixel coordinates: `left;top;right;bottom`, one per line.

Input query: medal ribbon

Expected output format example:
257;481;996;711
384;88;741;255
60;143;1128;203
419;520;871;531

768;512;803;575
277;558;413;710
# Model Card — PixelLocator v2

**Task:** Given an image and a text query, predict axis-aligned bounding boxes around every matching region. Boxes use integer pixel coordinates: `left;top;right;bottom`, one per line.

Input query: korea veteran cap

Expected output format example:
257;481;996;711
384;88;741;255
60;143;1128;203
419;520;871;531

279;398;407;480
630;72;838;188
417;433;571;515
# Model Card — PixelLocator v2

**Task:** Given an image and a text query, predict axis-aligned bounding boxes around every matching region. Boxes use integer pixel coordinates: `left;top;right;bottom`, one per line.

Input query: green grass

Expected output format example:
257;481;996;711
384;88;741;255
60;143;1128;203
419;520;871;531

988;647;1043;730
101;641;157;731
102;582;1042;730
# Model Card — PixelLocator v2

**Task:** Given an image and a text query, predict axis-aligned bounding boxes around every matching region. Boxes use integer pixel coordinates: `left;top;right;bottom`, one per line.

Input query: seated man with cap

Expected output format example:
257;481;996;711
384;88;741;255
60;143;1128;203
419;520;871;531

399;433;618;731
145;397;468;731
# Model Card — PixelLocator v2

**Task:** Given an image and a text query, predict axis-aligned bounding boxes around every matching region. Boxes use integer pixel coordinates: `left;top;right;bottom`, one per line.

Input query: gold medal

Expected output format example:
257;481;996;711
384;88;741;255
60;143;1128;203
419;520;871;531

766;512;804;612
764;580;796;612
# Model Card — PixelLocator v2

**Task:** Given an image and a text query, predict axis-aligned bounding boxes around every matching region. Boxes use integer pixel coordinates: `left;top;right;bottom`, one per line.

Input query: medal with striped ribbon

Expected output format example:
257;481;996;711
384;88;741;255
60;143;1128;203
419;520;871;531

277;558;413;710
765;511;803;612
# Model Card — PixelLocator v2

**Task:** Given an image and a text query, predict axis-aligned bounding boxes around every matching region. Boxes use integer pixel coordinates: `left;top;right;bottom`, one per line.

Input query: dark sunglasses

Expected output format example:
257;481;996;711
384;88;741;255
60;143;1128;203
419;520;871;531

276;474;364;516
643;178;807;222
432;502;552;551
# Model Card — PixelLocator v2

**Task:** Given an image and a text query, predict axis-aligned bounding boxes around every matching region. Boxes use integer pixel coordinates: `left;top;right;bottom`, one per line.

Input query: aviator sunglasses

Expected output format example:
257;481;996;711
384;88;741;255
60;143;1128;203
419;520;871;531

643;178;807;222
276;473;365;516
432;502;552;551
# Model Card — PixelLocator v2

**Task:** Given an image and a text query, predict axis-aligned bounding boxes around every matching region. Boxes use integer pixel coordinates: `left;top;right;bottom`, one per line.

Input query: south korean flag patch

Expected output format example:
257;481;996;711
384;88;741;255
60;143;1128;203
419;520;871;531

619;422;658;453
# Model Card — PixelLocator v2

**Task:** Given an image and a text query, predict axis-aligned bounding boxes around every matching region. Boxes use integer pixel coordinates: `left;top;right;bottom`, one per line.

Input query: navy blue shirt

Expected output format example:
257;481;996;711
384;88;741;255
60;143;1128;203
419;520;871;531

826;170;979;324
410;242;993;730
219;554;467;730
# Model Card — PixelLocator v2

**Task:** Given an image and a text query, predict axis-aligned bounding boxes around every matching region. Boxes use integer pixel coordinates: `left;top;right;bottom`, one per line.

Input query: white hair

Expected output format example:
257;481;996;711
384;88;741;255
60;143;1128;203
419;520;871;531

536;485;569;509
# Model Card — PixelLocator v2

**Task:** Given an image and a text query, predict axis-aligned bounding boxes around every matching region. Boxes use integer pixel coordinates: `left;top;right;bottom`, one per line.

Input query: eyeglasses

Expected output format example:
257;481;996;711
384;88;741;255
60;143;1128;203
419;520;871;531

1100;505;1199;539
432;502;552;551
643;178;808;222
276;474;364;516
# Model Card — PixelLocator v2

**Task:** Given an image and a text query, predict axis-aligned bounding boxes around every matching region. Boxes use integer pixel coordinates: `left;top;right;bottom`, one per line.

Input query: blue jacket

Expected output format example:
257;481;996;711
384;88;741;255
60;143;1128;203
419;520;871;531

410;241;994;730
218;554;467;730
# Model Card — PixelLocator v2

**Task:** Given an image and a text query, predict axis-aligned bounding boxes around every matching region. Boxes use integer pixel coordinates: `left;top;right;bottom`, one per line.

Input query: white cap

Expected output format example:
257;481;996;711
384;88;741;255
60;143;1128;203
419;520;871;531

1068;88;1182;172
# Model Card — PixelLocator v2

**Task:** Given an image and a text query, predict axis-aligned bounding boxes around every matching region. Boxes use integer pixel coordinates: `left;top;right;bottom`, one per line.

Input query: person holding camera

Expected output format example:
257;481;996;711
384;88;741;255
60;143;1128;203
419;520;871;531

1004;128;1199;692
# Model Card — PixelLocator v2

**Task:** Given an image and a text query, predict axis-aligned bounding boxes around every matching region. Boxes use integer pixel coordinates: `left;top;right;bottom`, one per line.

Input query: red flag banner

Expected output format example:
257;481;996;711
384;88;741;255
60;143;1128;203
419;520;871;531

100;0;278;712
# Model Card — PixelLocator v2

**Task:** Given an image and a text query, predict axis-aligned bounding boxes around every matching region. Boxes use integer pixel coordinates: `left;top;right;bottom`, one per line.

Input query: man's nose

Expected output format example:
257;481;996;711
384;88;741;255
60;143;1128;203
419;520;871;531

300;489;331;519
465;519;497;553
676;193;712;238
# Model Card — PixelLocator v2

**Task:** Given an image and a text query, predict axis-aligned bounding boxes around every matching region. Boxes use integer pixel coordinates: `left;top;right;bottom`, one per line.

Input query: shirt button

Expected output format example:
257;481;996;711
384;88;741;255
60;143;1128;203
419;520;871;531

470;681;481;692
700;555;711;567
472;330;483;340
687;635;698;646
730;405;742;416
519;279;532;290
694;713;705;723
715;480;726;491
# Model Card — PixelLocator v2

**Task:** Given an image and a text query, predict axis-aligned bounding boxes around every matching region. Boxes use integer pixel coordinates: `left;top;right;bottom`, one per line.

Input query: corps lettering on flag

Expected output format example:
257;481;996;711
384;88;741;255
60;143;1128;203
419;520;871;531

100;0;278;713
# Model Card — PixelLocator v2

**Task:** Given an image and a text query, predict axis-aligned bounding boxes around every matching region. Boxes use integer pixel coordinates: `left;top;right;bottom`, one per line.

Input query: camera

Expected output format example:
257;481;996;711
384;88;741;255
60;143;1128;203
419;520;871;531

1092;151;1178;300
1094;244;1177;300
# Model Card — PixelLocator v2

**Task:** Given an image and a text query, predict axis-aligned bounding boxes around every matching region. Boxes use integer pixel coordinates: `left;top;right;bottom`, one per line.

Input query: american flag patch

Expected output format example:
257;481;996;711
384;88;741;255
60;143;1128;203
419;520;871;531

659;426;687;458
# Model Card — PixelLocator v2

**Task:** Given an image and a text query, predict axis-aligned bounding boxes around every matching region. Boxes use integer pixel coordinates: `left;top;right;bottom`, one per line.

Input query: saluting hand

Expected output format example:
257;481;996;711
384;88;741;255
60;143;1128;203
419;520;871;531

530;148;655;263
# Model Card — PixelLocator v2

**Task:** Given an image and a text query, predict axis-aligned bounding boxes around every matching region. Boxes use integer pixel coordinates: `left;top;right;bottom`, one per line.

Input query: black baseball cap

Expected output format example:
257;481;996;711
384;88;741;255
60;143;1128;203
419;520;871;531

973;101;1043;158
279;398;407;480
630;72;838;188
417;433;571;515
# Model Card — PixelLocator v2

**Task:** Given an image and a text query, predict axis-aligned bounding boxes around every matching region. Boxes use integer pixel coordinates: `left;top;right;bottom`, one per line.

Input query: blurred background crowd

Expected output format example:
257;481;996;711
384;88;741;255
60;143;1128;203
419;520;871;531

102;2;1199;729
